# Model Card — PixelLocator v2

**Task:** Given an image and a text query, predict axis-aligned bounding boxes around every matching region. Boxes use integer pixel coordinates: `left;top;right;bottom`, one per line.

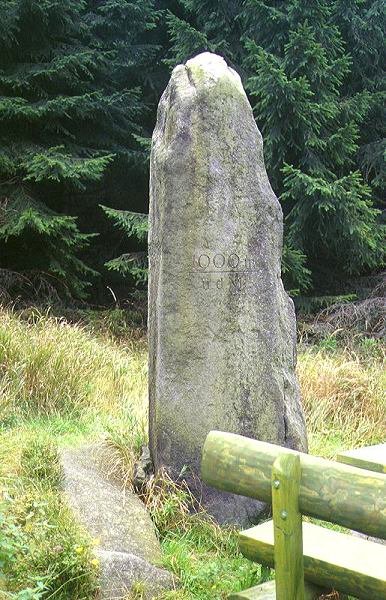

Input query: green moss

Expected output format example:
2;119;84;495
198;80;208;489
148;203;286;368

186;62;245;102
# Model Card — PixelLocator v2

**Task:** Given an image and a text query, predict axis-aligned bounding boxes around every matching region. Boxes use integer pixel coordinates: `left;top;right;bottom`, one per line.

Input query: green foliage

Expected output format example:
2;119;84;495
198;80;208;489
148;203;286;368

101;206;148;242
22;147;114;190
0;189;97;299
282;166;383;276
0;428;98;600
20;436;63;488
281;242;311;295
0;0;384;301
143;470;266;598
104;255;148;284
240;1;384;288
0;0;157;299
1;485;98;599
0;307;384;597
101;205;148;283
164;0;243;65
164;11;211;66
160;526;266;599
0;507;27;573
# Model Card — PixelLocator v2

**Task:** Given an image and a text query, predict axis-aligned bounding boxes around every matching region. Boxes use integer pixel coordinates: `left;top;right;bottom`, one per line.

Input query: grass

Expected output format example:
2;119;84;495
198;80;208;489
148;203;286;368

159;527;267;599
0;306;384;599
0;307;147;422
0;308;147;599
298;339;385;458
0;430;99;599
140;471;270;599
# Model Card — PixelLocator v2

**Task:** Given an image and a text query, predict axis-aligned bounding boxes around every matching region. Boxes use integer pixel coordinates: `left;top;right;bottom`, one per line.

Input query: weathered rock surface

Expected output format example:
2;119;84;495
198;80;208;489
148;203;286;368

96;550;174;600
148;52;307;525
61;445;174;599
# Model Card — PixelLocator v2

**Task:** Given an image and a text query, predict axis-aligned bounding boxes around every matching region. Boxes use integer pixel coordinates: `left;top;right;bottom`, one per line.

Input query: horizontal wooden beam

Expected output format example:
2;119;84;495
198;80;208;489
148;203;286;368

201;431;386;538
239;520;386;599
337;443;386;474
229;581;276;600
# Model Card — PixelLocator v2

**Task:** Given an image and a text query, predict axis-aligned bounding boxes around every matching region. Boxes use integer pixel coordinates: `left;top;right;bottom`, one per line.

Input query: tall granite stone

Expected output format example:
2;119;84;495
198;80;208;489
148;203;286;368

148;52;307;525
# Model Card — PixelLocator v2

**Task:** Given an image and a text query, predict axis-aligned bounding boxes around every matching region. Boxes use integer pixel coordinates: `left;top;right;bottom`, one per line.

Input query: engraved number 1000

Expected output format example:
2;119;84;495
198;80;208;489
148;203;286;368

193;253;255;271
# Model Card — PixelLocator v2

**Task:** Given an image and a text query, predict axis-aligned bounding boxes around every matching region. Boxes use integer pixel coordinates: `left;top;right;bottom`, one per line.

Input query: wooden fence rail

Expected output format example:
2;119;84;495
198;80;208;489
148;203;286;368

201;430;386;539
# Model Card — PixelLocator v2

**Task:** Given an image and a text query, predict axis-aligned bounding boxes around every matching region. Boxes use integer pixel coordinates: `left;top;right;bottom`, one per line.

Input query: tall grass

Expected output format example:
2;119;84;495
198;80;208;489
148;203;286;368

2;308;383;457
298;342;385;457
0;308;147;428
0;308;149;598
0;307;384;598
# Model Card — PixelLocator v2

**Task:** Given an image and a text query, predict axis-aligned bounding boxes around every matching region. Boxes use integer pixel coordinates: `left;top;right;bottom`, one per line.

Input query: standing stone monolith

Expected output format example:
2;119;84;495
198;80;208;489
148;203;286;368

148;52;307;525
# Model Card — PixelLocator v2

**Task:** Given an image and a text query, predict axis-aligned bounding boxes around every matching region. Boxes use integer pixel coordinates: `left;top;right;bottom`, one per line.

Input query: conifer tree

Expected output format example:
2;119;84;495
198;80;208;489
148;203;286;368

0;0;157;299
164;0;384;294
1;0;383;300
101;205;149;284
241;0;383;290
333;0;385;198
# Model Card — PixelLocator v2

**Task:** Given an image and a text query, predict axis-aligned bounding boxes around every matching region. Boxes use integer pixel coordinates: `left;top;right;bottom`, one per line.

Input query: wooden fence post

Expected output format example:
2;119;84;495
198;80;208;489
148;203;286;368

272;453;304;600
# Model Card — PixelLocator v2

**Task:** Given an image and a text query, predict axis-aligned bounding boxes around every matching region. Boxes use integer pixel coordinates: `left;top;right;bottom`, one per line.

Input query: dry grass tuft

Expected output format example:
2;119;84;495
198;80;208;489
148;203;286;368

0;307;147;424
142;468;199;536
97;414;147;488
298;345;385;456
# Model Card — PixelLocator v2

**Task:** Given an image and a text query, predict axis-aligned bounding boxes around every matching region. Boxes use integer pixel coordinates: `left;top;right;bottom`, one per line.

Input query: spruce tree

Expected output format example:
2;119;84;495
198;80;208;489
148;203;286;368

0;0;157;299
1;1;383;300
101;205;149;284
163;0;384;294
241;0;383;290
333;0;385;198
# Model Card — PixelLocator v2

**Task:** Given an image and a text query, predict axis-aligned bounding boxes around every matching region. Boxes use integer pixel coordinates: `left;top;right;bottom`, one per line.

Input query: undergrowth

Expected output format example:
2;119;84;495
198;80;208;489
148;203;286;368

0;432;98;599
140;470;269;598
298;338;385;457
0;308;147;599
0;306;384;598
0;307;147;434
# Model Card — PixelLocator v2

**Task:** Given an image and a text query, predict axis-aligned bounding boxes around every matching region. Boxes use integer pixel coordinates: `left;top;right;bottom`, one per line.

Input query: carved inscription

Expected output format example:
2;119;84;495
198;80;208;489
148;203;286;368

193;253;257;272
192;252;257;291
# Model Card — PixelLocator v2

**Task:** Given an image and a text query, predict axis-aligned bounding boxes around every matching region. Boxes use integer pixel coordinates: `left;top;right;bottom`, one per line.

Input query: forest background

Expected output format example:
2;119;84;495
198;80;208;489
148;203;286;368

0;0;384;308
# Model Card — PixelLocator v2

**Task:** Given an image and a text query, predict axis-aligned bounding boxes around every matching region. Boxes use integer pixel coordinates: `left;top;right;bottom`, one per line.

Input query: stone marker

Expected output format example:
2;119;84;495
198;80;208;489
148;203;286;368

148;52;307;525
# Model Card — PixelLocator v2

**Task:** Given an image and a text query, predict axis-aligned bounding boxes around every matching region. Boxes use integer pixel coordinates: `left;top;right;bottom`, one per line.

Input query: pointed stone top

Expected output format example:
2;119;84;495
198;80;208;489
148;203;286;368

186;51;229;75
168;51;245;100
186;51;244;91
